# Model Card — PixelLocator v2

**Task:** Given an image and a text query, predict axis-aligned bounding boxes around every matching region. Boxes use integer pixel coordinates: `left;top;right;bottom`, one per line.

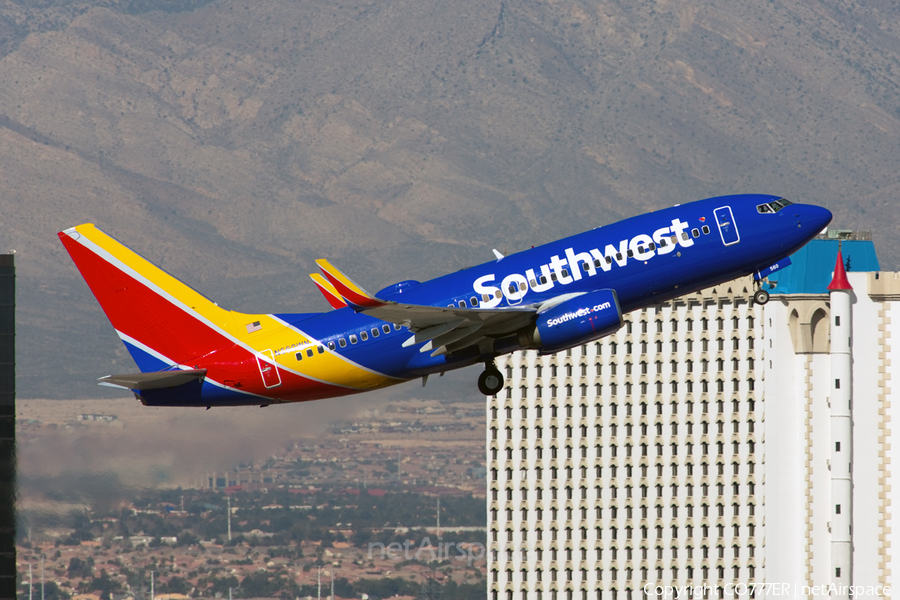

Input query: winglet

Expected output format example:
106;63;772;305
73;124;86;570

310;273;348;309
315;259;386;310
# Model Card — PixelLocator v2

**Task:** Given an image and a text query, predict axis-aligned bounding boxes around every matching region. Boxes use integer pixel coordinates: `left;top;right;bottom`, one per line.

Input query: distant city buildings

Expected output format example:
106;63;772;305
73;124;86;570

487;231;896;600
76;413;118;422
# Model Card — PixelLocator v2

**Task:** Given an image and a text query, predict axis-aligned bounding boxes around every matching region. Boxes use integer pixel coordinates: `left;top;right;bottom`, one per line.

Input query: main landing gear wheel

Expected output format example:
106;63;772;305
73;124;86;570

478;366;504;396
753;288;770;305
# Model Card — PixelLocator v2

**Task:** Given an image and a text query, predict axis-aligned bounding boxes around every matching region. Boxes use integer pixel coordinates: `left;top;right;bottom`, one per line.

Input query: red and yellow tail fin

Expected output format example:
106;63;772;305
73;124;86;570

59;224;242;372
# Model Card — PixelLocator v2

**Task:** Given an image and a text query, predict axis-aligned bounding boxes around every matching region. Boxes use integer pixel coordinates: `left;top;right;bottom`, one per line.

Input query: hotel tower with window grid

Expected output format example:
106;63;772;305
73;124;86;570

487;234;898;600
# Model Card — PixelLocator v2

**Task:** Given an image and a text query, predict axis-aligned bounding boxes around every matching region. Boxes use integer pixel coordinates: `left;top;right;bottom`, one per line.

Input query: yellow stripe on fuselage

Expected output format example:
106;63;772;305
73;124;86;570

245;319;402;390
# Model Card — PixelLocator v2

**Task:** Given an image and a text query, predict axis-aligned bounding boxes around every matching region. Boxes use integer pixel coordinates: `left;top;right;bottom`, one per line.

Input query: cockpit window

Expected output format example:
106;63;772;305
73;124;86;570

756;198;793;214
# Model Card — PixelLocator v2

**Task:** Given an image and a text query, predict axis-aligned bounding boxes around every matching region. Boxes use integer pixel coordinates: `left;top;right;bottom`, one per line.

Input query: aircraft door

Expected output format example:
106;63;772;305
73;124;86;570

502;274;528;306
256;349;282;388
714;206;740;246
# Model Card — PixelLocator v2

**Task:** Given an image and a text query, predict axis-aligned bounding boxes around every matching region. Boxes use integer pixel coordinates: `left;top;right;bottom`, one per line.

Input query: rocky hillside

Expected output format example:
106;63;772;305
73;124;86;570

1;0;898;398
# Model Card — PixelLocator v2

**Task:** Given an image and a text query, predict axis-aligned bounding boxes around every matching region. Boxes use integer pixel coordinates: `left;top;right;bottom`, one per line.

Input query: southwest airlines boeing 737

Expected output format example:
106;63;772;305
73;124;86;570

59;194;831;407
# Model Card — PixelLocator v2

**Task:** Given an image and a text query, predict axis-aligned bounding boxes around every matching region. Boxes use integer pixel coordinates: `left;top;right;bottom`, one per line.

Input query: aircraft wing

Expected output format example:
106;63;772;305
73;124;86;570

316;259;539;356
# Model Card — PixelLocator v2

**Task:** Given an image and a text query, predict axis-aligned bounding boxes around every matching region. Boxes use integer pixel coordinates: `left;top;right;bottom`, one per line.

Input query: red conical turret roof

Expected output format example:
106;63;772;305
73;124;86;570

827;248;852;291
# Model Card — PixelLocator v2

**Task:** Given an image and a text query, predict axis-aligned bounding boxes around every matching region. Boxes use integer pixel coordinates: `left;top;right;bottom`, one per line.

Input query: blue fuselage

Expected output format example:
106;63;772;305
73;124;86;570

277;194;831;380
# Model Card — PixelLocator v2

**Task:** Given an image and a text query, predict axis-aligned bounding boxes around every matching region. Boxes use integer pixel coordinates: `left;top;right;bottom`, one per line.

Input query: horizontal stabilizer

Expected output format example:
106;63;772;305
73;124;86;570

98;369;207;391
310;273;347;309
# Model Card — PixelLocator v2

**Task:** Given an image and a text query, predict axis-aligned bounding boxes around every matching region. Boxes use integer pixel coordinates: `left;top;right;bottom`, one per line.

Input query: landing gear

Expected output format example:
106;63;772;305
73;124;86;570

753;288;770;306
478;364;504;396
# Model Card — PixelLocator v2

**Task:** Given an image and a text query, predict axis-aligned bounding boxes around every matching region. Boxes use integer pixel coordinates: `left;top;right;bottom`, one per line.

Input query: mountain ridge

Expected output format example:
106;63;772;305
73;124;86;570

1;0;898;397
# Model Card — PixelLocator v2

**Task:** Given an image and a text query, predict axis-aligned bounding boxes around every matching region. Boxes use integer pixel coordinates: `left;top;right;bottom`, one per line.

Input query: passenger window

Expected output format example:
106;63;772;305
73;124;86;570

627;249;634;257
360;331;368;341
550;273;558;282
605;256;613;264
648;243;656;250
561;269;569;278
659;239;667;247
317;345;324;353
692;228;700;238
582;263;590;272
540;275;548;284
328;341;336;350
459;300;467;308
682;232;689;241
470;297;478;306
495;291;502;298
529;278;537;288
616;253;623;261
593;259;602;268
482;293;490;302
306;348;314;357
394;324;402;330
371;328;379;338
383;324;391;334
702;225;710;234
670;235;678;244
508;284;516;293
519;282;526;291
339;338;347;348
295;352;303;361
350;334;358;344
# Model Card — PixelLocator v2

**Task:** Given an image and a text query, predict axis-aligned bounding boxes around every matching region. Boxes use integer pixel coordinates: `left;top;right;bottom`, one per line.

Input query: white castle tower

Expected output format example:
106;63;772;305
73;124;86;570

827;248;853;596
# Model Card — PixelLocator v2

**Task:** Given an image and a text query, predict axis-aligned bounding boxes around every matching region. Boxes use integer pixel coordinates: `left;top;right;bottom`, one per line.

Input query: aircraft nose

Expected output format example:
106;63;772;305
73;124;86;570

803;205;833;233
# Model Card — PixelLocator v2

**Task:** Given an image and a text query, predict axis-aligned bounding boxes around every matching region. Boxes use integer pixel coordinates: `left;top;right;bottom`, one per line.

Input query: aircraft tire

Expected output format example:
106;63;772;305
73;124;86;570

478;367;504;396
753;289;770;305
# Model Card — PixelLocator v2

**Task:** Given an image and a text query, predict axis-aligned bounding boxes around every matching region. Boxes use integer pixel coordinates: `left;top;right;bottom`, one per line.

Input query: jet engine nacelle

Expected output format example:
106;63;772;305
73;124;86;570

518;289;624;354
